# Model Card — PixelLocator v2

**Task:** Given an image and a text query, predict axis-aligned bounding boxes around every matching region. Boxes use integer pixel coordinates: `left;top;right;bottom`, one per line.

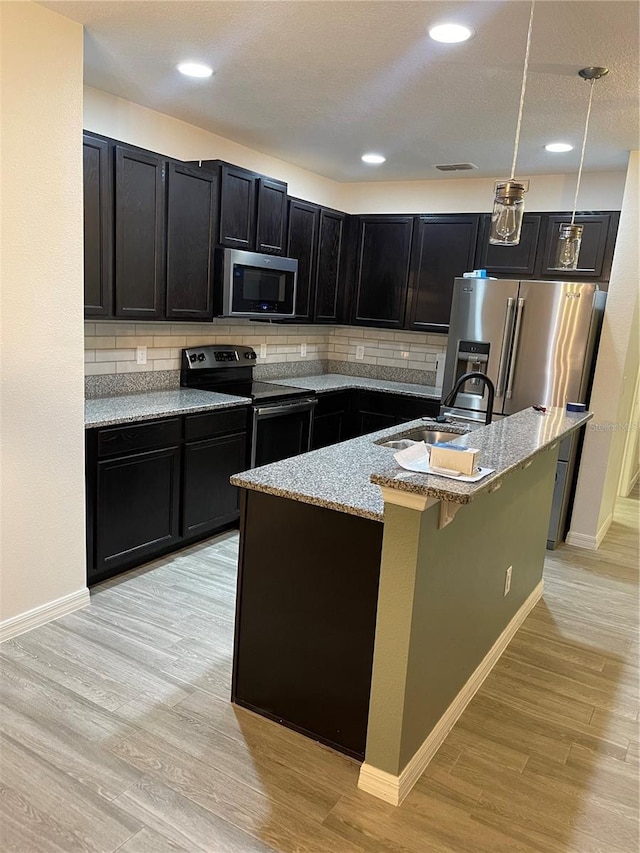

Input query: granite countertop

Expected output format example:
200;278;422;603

85;389;251;429
270;374;441;400
231;408;592;521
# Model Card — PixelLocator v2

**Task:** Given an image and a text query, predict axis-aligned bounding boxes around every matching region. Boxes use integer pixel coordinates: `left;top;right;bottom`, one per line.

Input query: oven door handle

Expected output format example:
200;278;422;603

253;398;317;417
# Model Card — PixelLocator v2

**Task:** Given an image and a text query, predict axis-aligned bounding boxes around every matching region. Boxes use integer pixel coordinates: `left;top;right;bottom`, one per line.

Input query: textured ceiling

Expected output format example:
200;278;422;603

42;0;639;181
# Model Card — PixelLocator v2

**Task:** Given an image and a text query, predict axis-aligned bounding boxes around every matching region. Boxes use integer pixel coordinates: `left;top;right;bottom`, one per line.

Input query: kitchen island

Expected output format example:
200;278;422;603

231;407;592;805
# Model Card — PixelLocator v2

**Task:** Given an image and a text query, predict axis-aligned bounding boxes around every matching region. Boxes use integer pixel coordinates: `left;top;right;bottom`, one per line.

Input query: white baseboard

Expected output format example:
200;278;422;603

358;579;544;807
0;588;90;643
566;512;613;551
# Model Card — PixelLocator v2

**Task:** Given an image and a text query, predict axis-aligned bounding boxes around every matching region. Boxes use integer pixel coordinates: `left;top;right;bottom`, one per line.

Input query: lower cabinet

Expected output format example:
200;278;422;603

183;431;247;537
311;389;440;449
95;445;181;575
86;408;248;584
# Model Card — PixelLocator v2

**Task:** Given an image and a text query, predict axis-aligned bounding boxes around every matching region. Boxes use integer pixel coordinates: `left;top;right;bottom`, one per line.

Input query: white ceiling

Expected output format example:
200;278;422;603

43;0;639;182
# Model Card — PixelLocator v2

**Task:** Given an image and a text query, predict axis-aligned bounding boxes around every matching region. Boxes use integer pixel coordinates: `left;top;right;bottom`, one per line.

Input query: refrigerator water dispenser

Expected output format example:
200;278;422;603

453;341;490;396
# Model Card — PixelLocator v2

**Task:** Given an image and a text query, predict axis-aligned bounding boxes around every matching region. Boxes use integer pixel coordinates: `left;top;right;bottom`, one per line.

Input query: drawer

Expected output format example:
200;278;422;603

97;418;182;458
185;407;249;441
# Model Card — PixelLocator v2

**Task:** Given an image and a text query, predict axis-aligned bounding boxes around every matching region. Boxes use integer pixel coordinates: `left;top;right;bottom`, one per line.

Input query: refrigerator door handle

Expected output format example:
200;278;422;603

505;297;525;399
495;297;515;398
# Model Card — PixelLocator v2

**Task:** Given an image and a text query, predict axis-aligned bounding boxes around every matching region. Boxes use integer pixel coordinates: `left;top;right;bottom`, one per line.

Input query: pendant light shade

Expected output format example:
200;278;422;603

489;0;535;246
554;67;609;270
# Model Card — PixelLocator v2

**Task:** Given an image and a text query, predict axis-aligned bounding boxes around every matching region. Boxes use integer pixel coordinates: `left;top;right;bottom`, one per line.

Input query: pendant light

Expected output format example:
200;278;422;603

489;0;535;246
555;66;609;270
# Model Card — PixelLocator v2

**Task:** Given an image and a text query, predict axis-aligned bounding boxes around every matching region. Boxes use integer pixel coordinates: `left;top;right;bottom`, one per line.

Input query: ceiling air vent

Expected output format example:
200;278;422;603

433;163;478;172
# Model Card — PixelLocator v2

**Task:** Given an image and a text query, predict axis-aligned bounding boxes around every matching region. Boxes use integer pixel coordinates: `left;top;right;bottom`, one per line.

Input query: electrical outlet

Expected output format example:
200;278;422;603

401;351;409;360
504;566;513;596
136;346;147;365
300;342;307;358
356;345;365;360
260;343;267;359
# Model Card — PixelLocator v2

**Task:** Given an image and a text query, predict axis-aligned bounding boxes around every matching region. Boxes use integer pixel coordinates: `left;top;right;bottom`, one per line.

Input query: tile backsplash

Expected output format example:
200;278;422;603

84;320;447;396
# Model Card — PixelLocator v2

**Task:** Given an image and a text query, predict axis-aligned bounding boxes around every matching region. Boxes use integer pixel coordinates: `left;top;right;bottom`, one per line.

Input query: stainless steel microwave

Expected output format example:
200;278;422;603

222;249;297;319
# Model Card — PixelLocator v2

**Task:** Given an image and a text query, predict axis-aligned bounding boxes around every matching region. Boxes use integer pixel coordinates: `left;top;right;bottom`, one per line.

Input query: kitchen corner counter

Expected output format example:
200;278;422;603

85;389;251;429
269;373;441;400
231;407;592;520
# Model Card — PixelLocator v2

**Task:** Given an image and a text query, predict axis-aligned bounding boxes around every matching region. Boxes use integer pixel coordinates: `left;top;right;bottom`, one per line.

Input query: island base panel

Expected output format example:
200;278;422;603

232;490;383;758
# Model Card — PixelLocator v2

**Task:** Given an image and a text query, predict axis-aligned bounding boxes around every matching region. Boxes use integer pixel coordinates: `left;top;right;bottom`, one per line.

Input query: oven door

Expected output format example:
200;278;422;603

251;398;317;468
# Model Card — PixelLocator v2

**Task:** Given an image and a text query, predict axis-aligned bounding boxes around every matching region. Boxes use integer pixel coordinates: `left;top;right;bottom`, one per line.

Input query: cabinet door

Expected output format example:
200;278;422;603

406;215;479;333
114;145;166;319
166;163;216;320
352;217;414;328
314;209;345;322
182;431;247;538
95;444;181;577
476;214;542;277
83;135;113;317
541;213;615;279
219;165;257;250
256;177;288;254
311;391;352;449
286;199;319;320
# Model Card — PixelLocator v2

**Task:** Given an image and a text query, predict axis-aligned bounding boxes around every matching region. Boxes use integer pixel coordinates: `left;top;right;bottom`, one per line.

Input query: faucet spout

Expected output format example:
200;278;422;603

442;372;496;425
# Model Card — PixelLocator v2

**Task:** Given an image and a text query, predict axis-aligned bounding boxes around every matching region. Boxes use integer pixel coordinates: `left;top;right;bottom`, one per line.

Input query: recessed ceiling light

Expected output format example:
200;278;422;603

177;62;213;79
428;23;474;43
361;153;386;165
545;142;574;153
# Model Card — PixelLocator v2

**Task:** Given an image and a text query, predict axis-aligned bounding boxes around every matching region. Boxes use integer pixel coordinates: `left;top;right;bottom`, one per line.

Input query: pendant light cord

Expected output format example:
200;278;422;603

510;0;535;180
571;78;595;225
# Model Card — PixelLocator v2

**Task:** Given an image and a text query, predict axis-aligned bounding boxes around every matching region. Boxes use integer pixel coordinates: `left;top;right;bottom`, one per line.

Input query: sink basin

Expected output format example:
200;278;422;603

378;428;463;449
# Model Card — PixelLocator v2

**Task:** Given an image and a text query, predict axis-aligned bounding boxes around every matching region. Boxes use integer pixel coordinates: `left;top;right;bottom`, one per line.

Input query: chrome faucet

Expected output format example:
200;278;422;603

442;372;496;425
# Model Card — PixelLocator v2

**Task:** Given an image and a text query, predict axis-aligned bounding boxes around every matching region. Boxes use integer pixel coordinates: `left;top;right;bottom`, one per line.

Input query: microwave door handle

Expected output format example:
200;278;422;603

505;297;525;399
495;297;515;398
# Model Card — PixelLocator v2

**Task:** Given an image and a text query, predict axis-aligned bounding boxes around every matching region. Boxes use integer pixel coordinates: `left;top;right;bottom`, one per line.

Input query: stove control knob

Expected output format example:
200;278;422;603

189;354;197;363
197;353;206;362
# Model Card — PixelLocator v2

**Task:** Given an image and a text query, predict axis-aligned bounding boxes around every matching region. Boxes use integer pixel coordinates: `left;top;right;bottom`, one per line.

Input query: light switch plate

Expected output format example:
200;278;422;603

300;342;307;358
136;346;147;365
356;345;365;360
260;343;267;359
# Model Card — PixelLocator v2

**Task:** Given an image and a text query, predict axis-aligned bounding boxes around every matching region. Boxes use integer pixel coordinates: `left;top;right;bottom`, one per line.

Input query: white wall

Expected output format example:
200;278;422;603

568;151;640;548
84;87;626;215
0;1;87;634
84;86;346;210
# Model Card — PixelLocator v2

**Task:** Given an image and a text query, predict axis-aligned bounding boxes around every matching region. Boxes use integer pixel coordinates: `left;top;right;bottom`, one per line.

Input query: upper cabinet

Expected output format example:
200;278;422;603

540;213;619;280
352;216;414;328
256;177;288;254
165;163;217;320
476;214;542;278
114;145;166;320
406;215;480;334
217;164;257;250
194;161;288;254
314;209;346;323
286;199;319;321
83;134;218;321
83;134;113;317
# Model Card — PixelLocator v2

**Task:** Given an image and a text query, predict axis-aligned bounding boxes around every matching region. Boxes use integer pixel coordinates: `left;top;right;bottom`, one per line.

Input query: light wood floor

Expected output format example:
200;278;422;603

1;490;638;852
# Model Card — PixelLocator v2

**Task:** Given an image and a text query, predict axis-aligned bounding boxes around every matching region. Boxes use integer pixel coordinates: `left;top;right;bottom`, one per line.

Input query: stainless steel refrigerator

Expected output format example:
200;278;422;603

442;278;606;548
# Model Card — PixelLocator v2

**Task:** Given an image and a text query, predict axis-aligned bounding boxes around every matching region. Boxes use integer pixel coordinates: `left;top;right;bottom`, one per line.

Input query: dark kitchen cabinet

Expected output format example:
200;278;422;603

218;164;257;250
182;408;248;537
476;214;542;278
540;213;618;280
352;216;414;328
406;215;480;333
352;391;439;437
83;134;113;317
286;199;319;320
311;391;353;449
165;163;217;320
86;407;249;584
314;209;346;323
95;444;181;578
256;177;288;254
114;145;166;319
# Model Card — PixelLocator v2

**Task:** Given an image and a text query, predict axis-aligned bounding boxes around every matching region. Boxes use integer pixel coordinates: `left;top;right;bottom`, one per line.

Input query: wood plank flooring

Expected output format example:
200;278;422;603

1;491;638;852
